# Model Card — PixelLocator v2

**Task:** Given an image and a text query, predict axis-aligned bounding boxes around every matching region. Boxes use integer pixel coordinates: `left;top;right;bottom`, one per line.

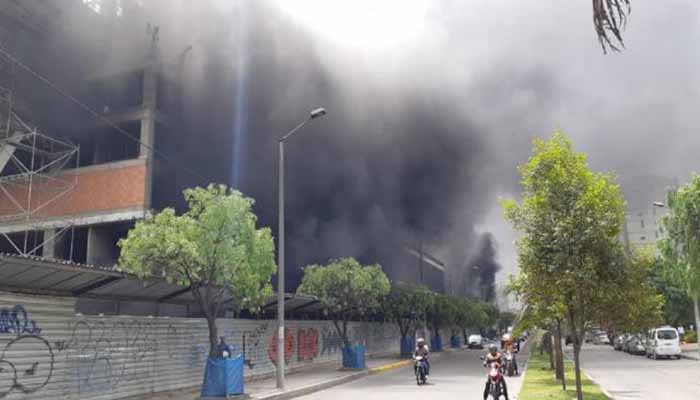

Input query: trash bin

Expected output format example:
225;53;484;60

431;335;443;352
401;336;415;358
342;344;366;369
450;335;461;348
200;354;244;397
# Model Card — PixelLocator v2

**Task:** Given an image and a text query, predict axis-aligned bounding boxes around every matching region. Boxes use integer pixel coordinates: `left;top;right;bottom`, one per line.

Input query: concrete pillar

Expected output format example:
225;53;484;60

87;226;116;266
140;44;158;208
139;64;157;159
42;229;59;259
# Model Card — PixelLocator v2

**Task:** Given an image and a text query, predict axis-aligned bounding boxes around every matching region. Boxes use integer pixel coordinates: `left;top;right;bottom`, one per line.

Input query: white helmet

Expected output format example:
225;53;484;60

417;338;425;345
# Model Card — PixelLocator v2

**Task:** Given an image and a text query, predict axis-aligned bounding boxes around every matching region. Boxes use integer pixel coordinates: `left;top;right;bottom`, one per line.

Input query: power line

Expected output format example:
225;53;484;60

0;45;208;181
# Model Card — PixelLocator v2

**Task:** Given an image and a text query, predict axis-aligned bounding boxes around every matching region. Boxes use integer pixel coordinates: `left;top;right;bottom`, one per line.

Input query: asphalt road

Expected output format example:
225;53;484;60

297;347;529;400
576;344;700;400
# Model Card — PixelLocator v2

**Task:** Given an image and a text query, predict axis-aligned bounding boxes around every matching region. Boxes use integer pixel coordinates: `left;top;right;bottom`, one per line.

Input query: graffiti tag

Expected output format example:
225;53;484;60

0;305;41;336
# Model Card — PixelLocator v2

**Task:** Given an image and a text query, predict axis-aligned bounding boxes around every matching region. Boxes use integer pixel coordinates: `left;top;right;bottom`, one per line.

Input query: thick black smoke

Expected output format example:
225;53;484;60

465;233;501;302
18;0;700;299
140;0;700;296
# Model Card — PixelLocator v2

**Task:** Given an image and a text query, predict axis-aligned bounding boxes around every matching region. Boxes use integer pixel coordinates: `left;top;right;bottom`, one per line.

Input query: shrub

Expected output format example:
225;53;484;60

683;331;697;343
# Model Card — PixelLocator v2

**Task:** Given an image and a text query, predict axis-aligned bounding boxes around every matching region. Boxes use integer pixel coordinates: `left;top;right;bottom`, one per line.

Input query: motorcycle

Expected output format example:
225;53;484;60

414;356;428;385
503;351;516;377
485;361;506;400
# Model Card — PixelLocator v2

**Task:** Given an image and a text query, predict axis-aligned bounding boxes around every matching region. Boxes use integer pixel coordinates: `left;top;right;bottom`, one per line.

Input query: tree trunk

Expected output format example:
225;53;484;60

207;314;219;358
342;319;350;347
547;334;554;368
694;296;700;362
553;322;565;390
572;340;584;400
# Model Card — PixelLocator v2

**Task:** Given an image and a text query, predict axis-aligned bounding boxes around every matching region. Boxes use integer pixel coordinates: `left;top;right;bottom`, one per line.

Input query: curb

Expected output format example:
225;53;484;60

681;353;698;361
252;350;464;400
253;370;372;400
368;359;413;373
253;359;416;400
583;370;615;400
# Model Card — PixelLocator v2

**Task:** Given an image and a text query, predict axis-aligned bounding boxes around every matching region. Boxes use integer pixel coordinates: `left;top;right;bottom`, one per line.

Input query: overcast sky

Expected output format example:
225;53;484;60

273;0;700;282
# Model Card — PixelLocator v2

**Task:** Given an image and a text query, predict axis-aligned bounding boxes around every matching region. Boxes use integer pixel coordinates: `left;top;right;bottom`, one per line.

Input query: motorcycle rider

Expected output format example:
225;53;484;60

413;338;430;376
502;333;519;375
483;344;509;400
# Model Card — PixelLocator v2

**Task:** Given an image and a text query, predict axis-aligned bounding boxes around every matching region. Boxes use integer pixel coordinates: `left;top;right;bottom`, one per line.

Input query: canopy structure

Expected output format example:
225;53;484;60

0;253;323;317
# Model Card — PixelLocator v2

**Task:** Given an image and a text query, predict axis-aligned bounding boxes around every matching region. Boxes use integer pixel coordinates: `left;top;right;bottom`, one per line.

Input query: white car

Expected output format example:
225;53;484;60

646;326;682;360
468;334;484;349
594;334;610;345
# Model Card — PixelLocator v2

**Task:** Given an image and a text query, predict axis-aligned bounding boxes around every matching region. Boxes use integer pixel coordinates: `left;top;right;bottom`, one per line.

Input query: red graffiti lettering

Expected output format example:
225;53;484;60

297;328;319;361
268;328;295;365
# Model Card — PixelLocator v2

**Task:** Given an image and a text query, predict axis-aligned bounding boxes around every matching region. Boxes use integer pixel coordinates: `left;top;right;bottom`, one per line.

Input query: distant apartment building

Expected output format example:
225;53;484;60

619;175;676;250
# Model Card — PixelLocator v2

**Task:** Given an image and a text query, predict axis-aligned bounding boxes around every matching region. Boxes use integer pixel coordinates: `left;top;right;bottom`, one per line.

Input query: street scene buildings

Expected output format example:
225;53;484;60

1;1;699;400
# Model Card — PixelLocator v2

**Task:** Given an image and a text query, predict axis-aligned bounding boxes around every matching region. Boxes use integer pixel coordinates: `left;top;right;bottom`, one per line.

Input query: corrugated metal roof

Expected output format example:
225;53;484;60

0;253;321;313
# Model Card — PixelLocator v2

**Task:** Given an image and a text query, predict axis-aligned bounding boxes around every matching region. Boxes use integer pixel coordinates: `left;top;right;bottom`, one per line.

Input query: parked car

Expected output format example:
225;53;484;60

646;326;682;360
468;334;484;349
613;335;625;351
622;334;636;353
585;328;605;343
593;333;611;345
565;334;573;346
627;335;647;355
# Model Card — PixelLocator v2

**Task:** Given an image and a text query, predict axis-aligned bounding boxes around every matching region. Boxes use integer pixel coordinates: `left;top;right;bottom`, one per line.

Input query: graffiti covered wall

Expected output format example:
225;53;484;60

0;292;400;400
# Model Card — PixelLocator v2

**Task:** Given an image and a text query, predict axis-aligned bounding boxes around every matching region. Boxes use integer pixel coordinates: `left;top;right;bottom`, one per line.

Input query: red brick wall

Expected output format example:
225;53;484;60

0;161;147;219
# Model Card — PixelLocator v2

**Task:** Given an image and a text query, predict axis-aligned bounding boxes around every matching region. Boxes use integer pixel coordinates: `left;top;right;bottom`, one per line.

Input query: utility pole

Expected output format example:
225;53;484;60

276;108;326;390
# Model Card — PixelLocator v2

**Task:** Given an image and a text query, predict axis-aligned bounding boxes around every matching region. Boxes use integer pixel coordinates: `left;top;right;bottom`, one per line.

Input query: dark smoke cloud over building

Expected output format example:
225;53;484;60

5;0;700;300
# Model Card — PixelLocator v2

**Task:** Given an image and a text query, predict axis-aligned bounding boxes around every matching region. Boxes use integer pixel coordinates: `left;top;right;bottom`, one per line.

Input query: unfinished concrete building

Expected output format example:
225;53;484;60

0;0;209;267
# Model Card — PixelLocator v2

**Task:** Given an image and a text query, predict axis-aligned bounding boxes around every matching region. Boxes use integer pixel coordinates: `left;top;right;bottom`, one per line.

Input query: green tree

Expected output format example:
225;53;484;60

598;246;664;336
426;293;458;348
297;257;391;346
383;284;433;355
659;174;700;359
502;131;628;400
478;302;500;330
510;279;568;388
118;185;276;357
651;265;694;327
454;298;486;342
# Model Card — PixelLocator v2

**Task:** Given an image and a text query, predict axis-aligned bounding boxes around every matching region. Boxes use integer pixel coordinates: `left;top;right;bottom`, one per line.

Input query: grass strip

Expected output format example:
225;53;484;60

518;342;610;400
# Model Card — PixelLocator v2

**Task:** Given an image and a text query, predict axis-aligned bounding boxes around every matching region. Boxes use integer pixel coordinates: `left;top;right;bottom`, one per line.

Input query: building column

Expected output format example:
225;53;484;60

42;229;59;259
140;45;158;208
87;226;116;266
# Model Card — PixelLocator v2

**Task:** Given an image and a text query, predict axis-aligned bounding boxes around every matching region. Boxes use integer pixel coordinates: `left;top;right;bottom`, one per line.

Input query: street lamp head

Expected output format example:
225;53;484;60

310;107;327;119
653;202;666;208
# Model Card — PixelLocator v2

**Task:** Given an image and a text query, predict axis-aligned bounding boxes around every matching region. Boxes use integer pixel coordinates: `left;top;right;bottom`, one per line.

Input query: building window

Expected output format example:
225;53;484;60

640;219;645;228
82;0;101;14
116;0;123;17
655;231;659;239
640;236;646;241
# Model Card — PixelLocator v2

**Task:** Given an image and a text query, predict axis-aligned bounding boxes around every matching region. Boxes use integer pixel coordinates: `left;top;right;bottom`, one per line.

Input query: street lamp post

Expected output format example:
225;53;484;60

276;107;326;390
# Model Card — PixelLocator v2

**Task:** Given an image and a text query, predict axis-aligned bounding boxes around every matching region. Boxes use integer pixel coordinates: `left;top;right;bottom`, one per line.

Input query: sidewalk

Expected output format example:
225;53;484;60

245;355;412;400
148;350;462;400
681;343;698;360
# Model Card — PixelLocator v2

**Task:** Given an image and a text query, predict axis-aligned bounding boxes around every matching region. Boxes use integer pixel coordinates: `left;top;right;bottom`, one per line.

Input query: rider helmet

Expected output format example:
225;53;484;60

417;338;426;346
489;344;498;354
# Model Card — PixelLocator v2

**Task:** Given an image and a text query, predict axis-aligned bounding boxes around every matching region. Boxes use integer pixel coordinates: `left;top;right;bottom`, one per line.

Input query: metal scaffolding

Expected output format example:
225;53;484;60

0;85;79;256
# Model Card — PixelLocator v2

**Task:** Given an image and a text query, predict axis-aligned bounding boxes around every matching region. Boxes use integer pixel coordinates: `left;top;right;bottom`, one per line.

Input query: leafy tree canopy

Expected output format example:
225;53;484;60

383;284;433;338
297;257;390;345
118;184;276;356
